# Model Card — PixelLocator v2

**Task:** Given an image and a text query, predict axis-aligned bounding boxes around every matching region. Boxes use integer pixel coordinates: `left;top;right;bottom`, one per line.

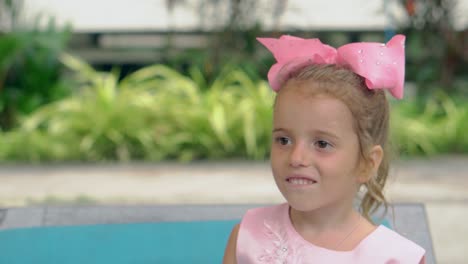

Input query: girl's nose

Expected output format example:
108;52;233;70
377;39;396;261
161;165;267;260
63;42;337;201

289;142;311;167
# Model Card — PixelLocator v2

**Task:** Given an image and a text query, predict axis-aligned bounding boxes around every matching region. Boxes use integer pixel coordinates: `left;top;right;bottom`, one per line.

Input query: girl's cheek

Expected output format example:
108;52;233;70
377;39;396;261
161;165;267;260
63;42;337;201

316;154;338;169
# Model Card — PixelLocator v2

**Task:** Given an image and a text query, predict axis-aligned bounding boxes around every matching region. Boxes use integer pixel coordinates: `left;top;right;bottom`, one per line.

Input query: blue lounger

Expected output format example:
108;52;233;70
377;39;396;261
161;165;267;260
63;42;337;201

0;204;435;264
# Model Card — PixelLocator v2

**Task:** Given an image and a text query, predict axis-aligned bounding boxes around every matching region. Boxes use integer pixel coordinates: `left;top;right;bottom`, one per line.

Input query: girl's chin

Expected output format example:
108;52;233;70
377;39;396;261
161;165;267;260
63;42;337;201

278;187;320;212
284;197;321;213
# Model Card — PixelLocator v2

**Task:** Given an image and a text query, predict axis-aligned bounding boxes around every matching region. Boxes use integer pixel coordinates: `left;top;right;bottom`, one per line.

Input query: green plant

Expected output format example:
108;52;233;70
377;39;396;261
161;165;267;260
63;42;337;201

399;0;468;95
0;15;72;129
0;54;467;162
390;91;468;156
0;54;274;162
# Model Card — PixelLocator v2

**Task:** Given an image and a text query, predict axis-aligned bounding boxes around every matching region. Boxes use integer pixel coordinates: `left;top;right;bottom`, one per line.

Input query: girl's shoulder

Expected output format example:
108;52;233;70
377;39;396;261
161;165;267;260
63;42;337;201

360;225;426;261
242;203;285;219
236;204;292;263
237;204;285;234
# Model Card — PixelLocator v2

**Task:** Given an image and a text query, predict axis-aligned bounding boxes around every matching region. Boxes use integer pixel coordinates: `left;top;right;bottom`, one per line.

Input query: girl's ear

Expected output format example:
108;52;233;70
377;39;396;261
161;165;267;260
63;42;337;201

357;145;383;183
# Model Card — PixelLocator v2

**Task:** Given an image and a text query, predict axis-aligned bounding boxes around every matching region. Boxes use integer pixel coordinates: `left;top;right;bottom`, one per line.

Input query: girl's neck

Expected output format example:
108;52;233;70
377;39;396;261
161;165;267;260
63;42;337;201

289;201;360;233
289;203;377;251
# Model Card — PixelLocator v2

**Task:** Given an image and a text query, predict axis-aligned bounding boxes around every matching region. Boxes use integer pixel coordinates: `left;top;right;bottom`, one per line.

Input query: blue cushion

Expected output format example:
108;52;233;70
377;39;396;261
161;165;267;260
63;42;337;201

0;220;238;264
0;218;391;264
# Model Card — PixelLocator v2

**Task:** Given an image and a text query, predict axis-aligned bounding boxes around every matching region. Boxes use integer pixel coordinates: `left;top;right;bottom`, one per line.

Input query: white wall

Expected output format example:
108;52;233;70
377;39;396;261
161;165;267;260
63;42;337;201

16;0;467;32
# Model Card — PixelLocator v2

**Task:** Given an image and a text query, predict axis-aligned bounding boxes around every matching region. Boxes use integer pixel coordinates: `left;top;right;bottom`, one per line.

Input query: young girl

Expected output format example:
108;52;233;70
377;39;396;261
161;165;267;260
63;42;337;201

223;35;426;263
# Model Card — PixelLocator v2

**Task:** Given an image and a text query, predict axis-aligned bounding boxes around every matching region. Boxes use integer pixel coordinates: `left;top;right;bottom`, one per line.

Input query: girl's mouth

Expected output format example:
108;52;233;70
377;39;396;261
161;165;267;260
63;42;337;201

286;177;317;185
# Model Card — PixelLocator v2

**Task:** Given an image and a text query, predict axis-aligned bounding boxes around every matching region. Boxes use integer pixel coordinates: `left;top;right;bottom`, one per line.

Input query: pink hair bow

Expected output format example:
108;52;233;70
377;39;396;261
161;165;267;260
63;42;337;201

257;35;406;99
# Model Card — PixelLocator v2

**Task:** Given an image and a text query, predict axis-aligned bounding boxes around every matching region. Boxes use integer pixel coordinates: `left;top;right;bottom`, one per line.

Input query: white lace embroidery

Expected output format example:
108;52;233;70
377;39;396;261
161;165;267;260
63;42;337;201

257;219;305;264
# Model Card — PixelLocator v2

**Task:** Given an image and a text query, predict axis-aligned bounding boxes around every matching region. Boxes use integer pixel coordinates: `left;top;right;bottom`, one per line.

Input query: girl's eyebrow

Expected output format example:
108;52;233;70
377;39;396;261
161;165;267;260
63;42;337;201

315;129;340;141
272;128;287;133
272;128;340;140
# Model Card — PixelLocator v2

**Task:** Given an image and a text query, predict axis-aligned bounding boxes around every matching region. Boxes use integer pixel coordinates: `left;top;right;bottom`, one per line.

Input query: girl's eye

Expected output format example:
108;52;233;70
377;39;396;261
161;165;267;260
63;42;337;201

315;140;332;150
275;136;291;145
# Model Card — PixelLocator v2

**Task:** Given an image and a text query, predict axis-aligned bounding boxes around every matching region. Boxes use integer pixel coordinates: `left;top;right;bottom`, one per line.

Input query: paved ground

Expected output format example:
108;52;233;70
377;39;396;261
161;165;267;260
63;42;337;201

1;155;467;263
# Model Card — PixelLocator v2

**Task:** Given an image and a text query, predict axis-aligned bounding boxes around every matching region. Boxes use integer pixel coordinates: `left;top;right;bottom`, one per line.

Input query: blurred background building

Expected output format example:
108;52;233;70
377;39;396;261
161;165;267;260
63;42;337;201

8;0;467;65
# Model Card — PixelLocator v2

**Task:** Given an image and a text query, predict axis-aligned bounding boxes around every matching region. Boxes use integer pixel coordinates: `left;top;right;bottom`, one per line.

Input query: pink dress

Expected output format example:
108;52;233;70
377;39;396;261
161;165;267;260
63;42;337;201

236;203;425;264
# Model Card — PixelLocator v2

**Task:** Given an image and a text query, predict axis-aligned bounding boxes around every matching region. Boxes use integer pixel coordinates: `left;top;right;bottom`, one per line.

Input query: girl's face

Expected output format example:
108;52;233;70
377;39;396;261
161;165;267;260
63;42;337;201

271;81;363;212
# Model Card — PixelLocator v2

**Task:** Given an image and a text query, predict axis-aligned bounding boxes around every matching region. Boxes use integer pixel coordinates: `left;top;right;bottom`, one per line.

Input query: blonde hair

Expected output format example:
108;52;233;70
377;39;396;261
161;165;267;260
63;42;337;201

278;64;391;222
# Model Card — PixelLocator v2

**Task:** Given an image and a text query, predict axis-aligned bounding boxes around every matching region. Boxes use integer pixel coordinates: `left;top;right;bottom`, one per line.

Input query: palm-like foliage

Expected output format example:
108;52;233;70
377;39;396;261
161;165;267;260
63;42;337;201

0;54;274;162
0;55;466;162
391;92;468;156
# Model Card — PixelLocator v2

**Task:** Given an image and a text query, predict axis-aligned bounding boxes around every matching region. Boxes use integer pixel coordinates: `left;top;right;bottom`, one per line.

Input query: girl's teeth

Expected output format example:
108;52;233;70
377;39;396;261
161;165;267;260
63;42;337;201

289;178;314;185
